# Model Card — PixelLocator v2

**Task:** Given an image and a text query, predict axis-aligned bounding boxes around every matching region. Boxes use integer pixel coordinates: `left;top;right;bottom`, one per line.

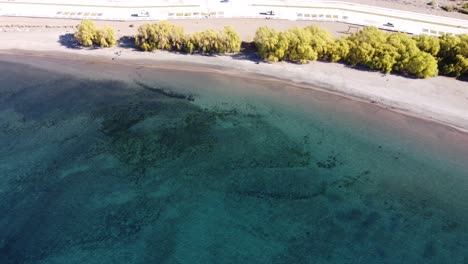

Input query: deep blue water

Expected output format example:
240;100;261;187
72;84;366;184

0;55;468;264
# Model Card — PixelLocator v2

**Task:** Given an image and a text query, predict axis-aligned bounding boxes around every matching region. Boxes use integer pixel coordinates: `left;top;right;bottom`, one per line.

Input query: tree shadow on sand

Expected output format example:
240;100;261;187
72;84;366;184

340;63;421;80
341;63;467;81
57;33;82;49
229;41;262;63
456;75;468;82
311;60;431;81
118;36;138;50
58;34;138;51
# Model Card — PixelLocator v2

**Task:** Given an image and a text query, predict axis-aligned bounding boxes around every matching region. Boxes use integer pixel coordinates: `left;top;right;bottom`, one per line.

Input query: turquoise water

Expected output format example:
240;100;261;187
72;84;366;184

1;55;468;264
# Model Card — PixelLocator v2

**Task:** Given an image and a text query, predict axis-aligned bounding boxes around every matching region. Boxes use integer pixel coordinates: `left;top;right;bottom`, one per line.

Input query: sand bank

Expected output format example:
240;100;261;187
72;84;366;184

0;20;467;133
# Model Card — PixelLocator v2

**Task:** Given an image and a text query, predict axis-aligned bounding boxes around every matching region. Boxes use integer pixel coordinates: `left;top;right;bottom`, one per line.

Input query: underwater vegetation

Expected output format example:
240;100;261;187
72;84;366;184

0;60;467;264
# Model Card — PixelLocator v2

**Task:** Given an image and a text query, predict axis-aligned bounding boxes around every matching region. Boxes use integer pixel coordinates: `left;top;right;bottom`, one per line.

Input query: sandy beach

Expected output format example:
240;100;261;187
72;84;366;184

0;17;467;132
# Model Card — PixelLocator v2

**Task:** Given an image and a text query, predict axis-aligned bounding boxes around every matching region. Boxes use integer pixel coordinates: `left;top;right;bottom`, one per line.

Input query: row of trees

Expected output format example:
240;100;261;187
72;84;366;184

74;20;116;47
254;25;336;63
255;26;439;78
134;21;241;54
73;20;467;78
344;28;438;78
254;25;467;78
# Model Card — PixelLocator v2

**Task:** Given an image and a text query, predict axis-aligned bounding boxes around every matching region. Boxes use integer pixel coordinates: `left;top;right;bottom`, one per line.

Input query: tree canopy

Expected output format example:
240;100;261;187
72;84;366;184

254;26;439;78
344;28;438;78
131;22;464;79
135;22;241;54
135;21;185;51
437;34;468;77
254;26;334;63
74;20;116;47
413;34;440;56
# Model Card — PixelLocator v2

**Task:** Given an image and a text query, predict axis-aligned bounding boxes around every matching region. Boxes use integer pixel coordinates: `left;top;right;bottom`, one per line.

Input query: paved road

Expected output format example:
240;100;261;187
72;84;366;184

0;0;467;36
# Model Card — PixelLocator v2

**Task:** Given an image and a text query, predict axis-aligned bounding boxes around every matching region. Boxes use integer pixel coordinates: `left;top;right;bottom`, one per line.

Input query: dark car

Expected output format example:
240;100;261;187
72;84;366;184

260;10;275;15
383;22;394;27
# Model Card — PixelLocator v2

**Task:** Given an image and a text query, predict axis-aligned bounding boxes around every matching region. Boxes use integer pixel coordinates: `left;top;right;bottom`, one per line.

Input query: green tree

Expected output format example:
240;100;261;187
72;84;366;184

135;22;241;54
254;26;281;62
254;26;324;63
219;26;241;53
196;29;221;53
437;34;468;77
134;24;154;51
74;20;98;47
388;33;420;73
456;55;468;77
273;30;291;61
343;27;438;77
183;36;196;54
74;20;116;48
405;52;438;78
305;25;334;59
452;34;467;77
412;34;440;56
135;21;185;51
96;26;116;47
324;38;350;62
345;27;387;68
286;27;318;63
370;42;398;73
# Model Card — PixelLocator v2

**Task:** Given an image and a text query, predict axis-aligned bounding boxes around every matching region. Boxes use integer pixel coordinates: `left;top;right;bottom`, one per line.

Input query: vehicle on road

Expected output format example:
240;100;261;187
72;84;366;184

259;10;275;16
132;10;150;17
383;22;394;27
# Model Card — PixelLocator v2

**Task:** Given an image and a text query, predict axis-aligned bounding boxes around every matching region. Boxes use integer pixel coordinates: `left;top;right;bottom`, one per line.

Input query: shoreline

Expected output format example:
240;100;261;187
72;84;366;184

1;47;468;135
0;19;467;134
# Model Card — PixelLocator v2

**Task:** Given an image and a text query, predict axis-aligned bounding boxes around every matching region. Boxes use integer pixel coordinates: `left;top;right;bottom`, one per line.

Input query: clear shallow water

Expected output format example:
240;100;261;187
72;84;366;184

0;55;468;264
